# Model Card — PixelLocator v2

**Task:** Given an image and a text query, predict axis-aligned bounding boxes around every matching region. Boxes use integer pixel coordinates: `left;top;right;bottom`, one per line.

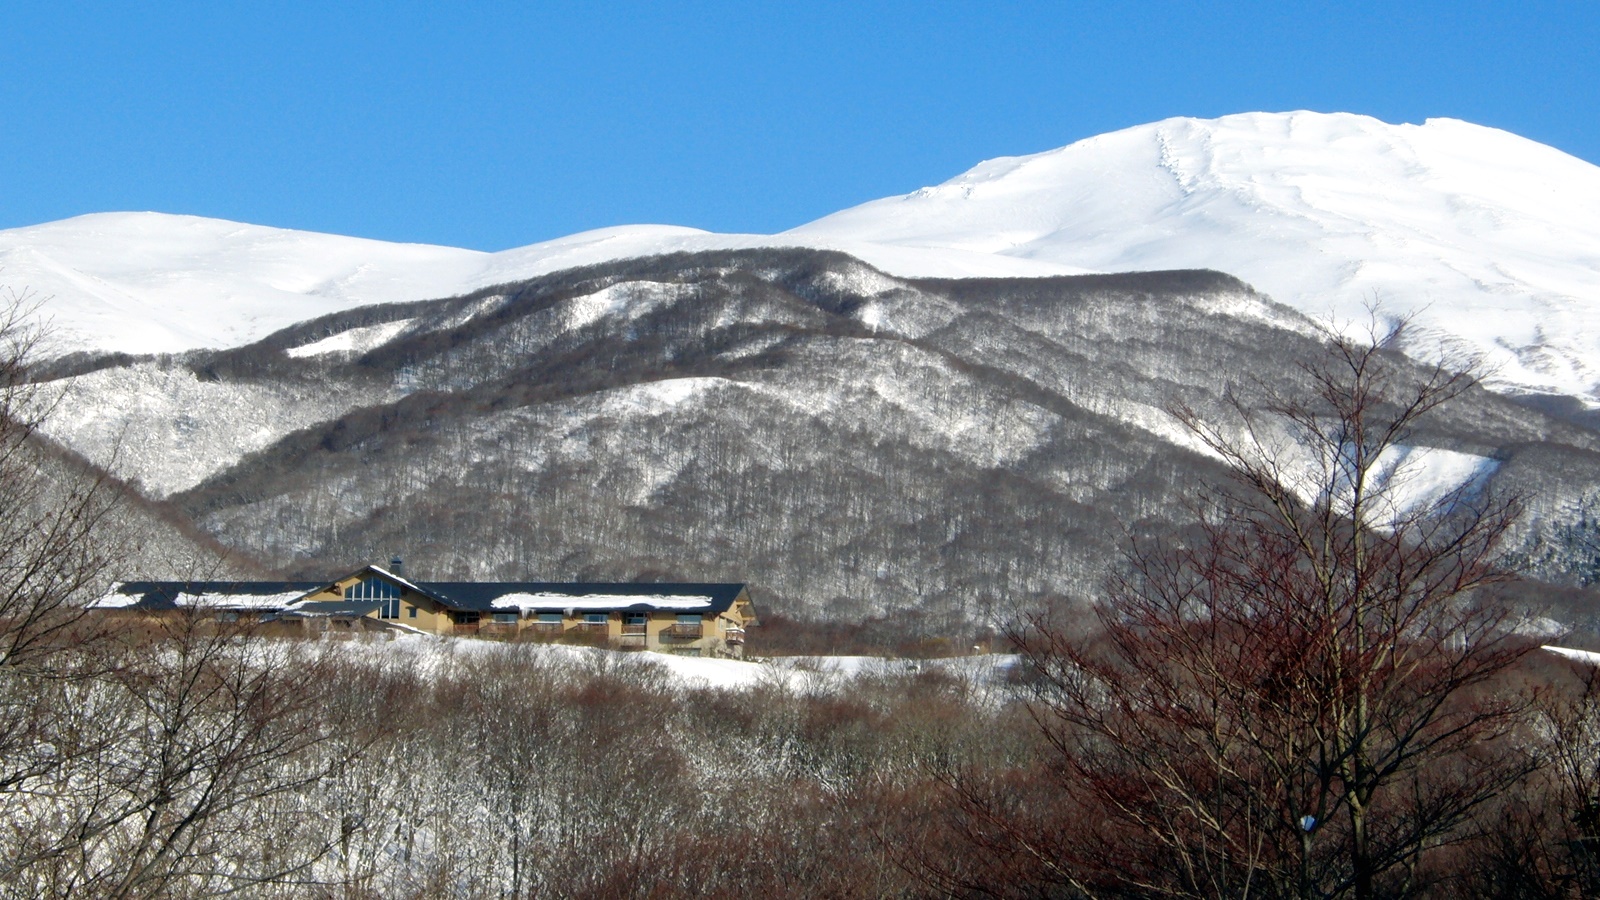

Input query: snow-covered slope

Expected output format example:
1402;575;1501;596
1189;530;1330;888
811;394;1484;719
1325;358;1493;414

0;213;487;356
792;112;1600;403
30;244;1600;615
8;112;1600;406
0;214;1078;358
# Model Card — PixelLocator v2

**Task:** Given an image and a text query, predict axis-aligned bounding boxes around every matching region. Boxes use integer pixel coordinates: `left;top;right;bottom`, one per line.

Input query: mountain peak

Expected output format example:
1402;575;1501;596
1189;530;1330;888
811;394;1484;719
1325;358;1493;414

791;111;1600;403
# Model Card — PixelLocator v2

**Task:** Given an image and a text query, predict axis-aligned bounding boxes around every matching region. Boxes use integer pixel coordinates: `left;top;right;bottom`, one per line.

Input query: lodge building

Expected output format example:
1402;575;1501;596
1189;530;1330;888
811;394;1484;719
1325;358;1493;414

94;562;757;658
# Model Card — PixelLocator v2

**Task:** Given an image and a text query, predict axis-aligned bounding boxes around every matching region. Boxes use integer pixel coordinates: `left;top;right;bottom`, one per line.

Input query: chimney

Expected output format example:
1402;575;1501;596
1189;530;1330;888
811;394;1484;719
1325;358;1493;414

390;556;404;577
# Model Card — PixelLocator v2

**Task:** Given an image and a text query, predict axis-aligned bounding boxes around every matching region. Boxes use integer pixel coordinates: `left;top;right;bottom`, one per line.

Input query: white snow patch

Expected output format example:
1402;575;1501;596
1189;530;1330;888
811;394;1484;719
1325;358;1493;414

286;318;414;358
1544;646;1600;666
1249;435;1498;531
850;291;963;339
1110;400;1227;461
636;653;781;690
816;265;904;298
560;281;688;333
489;593;714;611
176;590;308;609
1357;445;1499;528
600;377;729;415
90;586;308;609
88;584;139;609
329;634;1020;693
766;654;1021;677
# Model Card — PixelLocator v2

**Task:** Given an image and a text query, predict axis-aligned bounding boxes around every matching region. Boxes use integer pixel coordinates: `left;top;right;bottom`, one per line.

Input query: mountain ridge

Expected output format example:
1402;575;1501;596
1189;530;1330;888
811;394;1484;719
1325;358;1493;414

30;247;1600;624
793;111;1600;403
10;110;1600;409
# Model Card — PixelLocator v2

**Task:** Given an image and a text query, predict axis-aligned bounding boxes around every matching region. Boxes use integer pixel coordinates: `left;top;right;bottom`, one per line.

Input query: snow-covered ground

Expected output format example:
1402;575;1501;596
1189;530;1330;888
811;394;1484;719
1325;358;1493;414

12;112;1600;409
343;633;1020;693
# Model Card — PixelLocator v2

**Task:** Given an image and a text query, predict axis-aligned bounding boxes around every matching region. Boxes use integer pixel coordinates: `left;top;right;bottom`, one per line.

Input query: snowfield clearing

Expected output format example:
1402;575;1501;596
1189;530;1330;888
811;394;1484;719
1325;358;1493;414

339;633;1020;693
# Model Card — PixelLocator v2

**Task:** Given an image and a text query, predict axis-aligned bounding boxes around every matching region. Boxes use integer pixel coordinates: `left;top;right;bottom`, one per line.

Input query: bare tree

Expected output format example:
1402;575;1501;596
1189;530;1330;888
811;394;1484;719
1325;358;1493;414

0;296;385;898
996;324;1537;898
0;292;122;671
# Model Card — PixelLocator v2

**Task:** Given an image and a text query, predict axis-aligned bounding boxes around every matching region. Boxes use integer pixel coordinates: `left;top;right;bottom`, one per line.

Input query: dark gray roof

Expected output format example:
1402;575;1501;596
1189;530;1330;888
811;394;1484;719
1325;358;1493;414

415;582;748;614
97;573;748;616
283;600;384;617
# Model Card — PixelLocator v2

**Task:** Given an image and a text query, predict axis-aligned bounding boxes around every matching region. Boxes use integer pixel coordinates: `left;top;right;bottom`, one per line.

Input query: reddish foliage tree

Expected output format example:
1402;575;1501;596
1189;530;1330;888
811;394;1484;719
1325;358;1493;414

970;326;1540;898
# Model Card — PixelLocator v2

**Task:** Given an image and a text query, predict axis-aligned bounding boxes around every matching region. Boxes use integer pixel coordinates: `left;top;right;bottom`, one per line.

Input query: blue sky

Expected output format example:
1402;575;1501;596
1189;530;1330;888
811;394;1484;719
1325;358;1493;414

3;1;1596;250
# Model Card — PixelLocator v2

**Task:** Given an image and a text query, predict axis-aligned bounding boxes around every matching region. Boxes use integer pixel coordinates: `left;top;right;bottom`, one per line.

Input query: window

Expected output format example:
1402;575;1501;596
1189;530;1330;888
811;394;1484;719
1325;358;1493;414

667;613;703;639
344;577;401;600
537;612;562;624
343;577;405;620
455;612;480;625
492;612;518;624
623;613;648;626
408;606;417;619
584;612;608;624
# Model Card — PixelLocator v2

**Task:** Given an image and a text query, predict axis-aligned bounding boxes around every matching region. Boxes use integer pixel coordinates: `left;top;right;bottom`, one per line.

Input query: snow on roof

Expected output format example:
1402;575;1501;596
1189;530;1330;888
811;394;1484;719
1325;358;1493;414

89;585;310;610
365;564;428;596
285;599;382;617
88;583;138;609
174;590;309;609
490;592;715;612
1544;646;1600;666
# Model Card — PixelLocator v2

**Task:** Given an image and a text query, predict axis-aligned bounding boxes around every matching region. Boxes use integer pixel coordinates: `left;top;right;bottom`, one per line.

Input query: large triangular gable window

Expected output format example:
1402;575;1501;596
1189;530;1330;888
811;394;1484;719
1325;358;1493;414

345;576;402;619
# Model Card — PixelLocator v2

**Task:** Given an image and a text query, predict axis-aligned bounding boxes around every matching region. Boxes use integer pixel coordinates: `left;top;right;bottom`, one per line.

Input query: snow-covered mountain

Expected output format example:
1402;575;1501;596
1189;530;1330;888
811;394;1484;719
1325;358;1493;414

31;246;1600;620
8;111;1600;407
794;112;1600;405
0;214;1077;358
12;111;1600;622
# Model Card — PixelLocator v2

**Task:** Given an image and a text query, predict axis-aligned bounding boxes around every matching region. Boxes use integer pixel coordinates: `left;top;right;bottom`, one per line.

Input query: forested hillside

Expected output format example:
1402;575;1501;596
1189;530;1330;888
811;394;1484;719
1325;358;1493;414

35;248;1600;623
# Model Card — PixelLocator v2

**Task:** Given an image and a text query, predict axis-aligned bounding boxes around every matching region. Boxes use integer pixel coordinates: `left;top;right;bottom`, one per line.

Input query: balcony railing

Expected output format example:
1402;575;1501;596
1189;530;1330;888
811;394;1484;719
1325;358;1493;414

621;623;647;635
725;628;746;644
661;624;703;640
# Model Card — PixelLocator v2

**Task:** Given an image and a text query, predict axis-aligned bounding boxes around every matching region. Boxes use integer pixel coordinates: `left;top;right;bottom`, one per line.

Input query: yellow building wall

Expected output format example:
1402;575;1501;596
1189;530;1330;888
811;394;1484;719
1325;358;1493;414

310;575;455;635
302;574;753;655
